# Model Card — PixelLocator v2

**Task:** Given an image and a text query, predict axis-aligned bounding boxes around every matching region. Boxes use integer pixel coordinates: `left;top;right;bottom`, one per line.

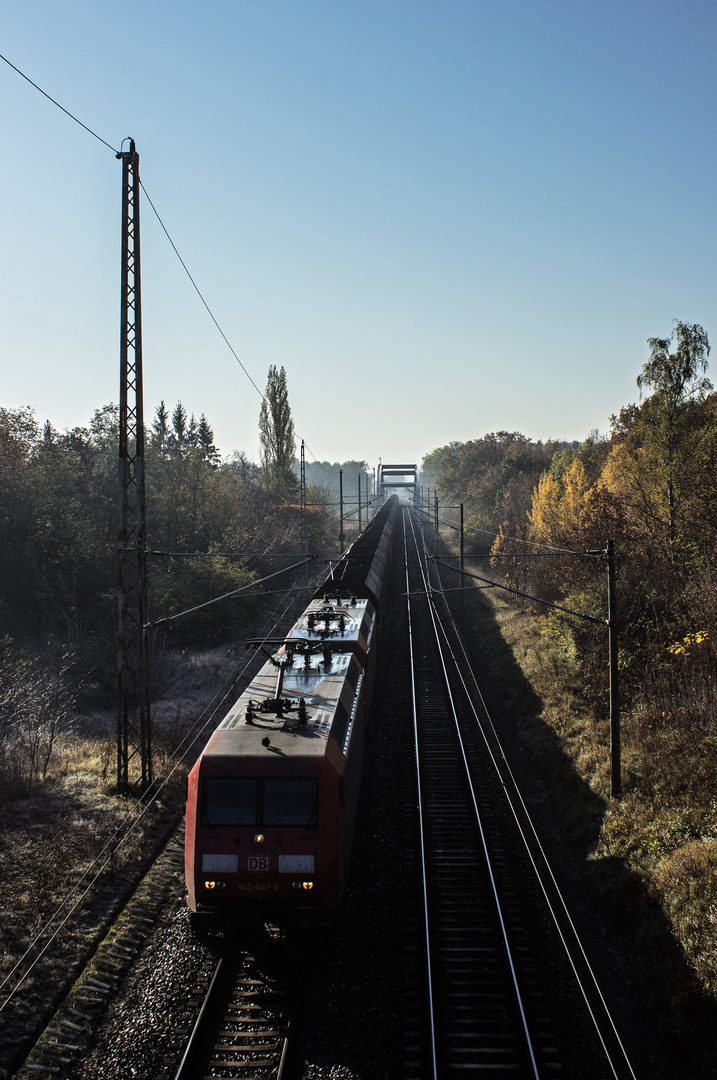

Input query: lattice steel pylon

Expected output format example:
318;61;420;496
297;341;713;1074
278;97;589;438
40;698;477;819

299;440;308;591
117;139;152;794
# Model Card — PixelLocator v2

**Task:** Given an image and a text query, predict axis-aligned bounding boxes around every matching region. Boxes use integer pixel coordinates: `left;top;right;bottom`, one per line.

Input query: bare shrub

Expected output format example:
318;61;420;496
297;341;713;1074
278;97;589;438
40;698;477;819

0;638;80;797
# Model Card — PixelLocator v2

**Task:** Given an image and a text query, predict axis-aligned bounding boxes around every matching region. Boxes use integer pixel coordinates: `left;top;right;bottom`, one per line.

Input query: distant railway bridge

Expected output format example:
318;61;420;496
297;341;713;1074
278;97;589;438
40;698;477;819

376;463;418;502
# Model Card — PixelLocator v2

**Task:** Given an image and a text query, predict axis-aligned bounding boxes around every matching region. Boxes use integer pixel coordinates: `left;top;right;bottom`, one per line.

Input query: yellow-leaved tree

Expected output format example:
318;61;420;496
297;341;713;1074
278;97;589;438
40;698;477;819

529;457;591;548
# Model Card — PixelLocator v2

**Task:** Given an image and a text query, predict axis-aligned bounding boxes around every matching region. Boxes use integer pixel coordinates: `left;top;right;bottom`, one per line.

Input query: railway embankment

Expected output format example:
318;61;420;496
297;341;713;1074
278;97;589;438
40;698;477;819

450;570;717;1078
0;646;236;1080
3;524;717;1079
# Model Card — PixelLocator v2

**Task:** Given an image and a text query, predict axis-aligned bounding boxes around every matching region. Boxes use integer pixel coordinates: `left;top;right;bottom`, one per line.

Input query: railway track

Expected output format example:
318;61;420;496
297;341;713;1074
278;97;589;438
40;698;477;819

13;837;298;1080
11;503;644;1080
173;937;294;1080
401;506;636;1079
403;508;548;1077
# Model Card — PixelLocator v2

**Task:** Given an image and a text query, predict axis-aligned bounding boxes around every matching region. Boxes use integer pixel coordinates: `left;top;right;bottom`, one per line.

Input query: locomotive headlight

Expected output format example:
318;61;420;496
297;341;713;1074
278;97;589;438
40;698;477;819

302;881;314;890
253;833;265;844
204;881;226;890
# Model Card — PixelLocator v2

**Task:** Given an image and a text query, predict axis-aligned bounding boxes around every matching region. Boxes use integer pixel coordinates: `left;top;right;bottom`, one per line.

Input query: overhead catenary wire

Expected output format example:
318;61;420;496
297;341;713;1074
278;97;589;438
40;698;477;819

1;50;362;1012
145;549;311;558
1;52;331;473
5;443;328;974
145;556;315;628
459;552;604;558
146;496;378;572
414;497;582;554
413;498;583;556
0;554;326;1015
306;499;370;541
431;558;607;625
0;657;241;1014
0;52;119;154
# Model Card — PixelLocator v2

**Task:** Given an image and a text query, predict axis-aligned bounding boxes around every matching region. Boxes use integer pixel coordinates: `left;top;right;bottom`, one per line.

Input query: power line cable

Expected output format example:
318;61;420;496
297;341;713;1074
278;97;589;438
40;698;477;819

1;54;342;473
0;52;119;154
138;180;266;402
0;558;322;1014
145;556;314;628
139;178;333;471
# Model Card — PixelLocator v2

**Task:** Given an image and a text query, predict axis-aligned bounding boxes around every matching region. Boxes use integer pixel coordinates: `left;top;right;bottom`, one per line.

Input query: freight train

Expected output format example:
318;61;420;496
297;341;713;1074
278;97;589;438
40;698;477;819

184;496;397;925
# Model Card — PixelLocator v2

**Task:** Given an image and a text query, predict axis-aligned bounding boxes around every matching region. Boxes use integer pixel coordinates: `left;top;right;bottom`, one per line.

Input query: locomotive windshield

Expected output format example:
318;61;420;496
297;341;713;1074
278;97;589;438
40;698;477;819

262;778;318;826
203;778;259;825
201;777;318;827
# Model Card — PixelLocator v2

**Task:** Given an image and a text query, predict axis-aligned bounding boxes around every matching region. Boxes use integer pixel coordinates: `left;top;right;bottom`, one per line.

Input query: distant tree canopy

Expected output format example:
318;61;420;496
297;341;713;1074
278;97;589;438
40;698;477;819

303;460;372;499
152;400;219;463
421;441;463;489
421;320;717;722
0;395;313;677
422;431;578;543
3;318;714;734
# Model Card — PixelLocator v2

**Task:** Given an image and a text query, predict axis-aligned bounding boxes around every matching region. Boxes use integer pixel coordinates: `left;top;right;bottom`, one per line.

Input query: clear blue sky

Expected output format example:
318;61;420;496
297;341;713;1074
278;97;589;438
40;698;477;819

2;0;715;468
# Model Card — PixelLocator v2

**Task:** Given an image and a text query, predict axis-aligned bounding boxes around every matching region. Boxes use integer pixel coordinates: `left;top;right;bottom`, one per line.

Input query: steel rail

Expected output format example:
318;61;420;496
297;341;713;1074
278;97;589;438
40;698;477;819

414;513;541;1078
425;549;637;1080
172;957;225;1080
405;506;541;1078
172;952;291;1080
404;514;440;1080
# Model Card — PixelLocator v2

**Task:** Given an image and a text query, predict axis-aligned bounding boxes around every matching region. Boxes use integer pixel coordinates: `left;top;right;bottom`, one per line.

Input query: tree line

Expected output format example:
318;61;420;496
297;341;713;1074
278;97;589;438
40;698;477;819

423;320;717;776
0;364;371;794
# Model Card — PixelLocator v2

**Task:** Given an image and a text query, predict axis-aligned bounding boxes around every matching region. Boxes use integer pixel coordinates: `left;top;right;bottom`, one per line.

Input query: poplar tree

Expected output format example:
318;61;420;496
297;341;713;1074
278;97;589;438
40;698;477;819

258;365;297;500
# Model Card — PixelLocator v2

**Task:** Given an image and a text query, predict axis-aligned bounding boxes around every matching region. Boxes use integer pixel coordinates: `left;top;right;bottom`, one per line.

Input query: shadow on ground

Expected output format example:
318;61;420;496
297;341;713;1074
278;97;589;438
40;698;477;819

457;584;717;1080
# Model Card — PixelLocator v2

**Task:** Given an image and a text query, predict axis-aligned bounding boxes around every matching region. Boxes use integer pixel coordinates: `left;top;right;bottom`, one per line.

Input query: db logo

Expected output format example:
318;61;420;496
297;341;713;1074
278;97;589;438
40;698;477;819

247;856;269;872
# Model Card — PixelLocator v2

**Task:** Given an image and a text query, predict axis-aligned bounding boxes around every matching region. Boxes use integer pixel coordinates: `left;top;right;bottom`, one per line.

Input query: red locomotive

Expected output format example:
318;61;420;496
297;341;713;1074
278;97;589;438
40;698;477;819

184;496;396;924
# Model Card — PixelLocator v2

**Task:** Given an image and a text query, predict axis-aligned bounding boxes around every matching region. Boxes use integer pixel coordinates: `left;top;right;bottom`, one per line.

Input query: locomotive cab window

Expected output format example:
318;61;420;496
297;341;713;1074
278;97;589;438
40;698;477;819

202;778;259;825
261;778;318;826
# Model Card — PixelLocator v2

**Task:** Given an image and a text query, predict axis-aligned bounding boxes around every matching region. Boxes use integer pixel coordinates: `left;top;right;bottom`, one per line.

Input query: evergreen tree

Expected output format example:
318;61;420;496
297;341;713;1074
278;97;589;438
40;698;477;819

152;401;169;453
171;402;188;447
197;414;219;465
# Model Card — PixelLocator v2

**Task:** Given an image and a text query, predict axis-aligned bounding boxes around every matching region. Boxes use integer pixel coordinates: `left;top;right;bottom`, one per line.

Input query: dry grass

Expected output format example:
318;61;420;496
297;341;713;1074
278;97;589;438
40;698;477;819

0;646;240;1077
0;748;185;1076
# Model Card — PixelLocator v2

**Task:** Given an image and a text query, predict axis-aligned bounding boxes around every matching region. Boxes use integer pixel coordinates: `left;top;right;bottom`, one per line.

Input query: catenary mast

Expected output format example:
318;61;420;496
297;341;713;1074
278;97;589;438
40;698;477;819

117;139;152;793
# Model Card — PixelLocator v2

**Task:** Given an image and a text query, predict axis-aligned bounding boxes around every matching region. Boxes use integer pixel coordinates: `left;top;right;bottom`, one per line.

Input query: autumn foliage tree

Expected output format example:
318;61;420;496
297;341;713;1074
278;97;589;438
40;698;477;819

603;322;712;567
529;457;592;549
423;432;570;544
422;321;717;718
